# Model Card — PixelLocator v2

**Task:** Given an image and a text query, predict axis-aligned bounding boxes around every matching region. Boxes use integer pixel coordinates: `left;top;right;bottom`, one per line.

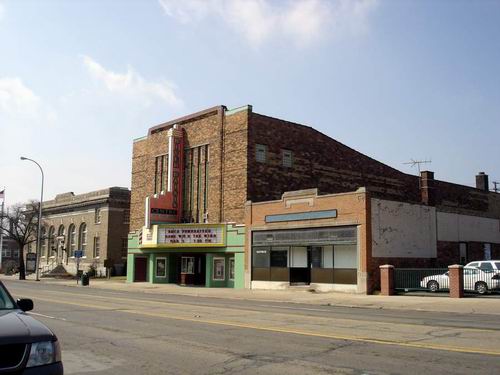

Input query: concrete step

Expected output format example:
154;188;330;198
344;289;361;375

41;264;73;278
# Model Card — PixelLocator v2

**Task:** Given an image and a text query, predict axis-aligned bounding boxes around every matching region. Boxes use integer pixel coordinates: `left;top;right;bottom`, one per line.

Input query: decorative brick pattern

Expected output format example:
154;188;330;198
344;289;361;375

131;106;251;231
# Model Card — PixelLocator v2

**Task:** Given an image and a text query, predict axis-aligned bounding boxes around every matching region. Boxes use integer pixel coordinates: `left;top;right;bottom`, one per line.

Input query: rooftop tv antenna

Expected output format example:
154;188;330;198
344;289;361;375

403;158;432;175
493;181;499;193
403;159;432;188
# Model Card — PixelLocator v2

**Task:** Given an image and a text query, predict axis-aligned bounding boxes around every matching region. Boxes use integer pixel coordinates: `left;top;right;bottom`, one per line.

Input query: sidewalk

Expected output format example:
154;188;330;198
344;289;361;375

3;274;499;315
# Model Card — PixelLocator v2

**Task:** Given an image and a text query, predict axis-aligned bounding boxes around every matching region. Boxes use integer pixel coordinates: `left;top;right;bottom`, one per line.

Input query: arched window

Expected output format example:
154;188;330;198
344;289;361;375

79;223;87;256
48;226;55;257
40;227;47;257
57;225;65;250
68;224;76;257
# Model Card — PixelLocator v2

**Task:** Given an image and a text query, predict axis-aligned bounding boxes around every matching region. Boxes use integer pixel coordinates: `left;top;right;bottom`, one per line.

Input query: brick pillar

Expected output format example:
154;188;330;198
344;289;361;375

448;264;464;298
380;265;395;296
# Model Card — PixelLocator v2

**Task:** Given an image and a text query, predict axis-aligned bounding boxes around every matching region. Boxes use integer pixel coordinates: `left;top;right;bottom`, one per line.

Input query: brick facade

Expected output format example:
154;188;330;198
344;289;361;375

245;188;369;292
130;105;500;293
131;105;500;233
131;106;250;231
247;113;421;205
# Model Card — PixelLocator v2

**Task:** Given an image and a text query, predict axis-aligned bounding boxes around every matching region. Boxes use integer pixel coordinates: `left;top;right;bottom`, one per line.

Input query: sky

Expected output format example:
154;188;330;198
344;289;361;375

0;0;499;206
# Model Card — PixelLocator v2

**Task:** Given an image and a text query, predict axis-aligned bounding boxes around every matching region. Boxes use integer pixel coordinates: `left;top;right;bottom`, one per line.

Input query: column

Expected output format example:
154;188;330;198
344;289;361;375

448;264;464;298
379;264;395;296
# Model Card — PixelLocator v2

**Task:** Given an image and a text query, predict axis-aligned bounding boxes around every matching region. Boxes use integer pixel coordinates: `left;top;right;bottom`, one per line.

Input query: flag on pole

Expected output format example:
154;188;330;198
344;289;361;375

0;189;4;200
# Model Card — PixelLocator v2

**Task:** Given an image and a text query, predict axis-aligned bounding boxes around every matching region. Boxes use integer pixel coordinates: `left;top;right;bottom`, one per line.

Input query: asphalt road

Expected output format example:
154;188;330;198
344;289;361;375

4;280;500;375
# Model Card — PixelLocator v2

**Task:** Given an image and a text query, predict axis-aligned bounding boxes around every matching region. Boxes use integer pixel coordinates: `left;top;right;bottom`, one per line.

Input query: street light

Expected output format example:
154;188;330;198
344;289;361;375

20;156;44;282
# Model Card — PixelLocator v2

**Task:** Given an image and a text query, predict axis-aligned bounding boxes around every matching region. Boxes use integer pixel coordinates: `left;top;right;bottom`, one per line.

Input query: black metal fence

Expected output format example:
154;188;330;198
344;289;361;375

463;269;500;295
394;267;500;296
394;268;449;293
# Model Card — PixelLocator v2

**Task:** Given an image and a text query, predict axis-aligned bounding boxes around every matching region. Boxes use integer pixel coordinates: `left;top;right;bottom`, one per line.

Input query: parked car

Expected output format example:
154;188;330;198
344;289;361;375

465;260;500;272
0;281;63;374
420;267;500;294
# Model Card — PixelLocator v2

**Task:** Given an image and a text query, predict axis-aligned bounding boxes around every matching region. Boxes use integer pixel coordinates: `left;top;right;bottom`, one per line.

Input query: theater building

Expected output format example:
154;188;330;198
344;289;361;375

127;104;500;291
127;107;249;287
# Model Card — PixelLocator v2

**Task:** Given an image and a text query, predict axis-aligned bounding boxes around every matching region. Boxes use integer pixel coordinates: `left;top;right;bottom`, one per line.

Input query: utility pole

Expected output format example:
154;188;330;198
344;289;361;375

20;157;44;281
0;189;4;272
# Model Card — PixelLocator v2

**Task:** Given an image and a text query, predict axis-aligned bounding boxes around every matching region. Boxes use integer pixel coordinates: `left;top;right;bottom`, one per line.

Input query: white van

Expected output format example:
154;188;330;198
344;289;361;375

465;260;500;272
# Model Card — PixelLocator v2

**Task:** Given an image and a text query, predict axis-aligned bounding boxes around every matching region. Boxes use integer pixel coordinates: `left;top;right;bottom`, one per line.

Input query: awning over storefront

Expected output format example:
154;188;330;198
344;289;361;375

252;226;357;247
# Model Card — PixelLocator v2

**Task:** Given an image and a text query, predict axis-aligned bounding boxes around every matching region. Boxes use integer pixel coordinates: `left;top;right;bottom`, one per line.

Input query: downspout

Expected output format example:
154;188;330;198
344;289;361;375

246;200;253;289
364;188;372;294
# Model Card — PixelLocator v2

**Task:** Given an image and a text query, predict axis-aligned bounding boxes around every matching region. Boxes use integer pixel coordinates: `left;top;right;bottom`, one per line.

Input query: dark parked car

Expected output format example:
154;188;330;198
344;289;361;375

0;281;63;374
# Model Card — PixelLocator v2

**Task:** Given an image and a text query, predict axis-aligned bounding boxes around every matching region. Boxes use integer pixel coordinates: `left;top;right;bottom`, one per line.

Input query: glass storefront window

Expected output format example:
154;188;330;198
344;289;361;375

322;245;333;268
311;246;323;268
181;257;194;274
334;244;357;269
270;248;288;268
156;257;167;278
213;257;225;280
290;246;307;267
253;247;270;268
229;258;235;280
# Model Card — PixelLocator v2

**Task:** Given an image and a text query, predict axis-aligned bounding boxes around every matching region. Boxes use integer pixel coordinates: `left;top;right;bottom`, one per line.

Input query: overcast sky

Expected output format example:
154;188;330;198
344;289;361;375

1;0;499;206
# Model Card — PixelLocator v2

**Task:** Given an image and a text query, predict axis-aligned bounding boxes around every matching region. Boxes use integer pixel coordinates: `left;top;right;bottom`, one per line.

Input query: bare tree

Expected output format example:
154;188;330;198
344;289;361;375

0;202;45;280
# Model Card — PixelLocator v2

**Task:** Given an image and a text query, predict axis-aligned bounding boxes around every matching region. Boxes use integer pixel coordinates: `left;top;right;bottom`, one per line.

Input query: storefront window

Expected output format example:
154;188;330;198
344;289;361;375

156;257;167;278
213;257;225;280
181;257;194;274
290;246;307;267
253;247;270;268
334;244;357;269
322;245;334;268
270;248;288;268
229;258;235;280
311;247;322;268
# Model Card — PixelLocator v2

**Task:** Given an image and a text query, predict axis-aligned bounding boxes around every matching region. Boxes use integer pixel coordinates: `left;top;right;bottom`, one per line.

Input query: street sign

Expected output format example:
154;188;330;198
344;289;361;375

26;253;37;273
74;250;83;284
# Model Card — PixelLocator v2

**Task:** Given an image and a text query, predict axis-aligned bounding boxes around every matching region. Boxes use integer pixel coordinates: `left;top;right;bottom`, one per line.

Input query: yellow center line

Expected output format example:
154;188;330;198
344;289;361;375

37;289;192;309
32;289;498;334
29;295;500;357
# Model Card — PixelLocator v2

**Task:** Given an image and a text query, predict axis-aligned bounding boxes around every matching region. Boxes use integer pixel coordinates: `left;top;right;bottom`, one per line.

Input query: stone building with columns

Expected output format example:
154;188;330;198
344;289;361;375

39;187;130;276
